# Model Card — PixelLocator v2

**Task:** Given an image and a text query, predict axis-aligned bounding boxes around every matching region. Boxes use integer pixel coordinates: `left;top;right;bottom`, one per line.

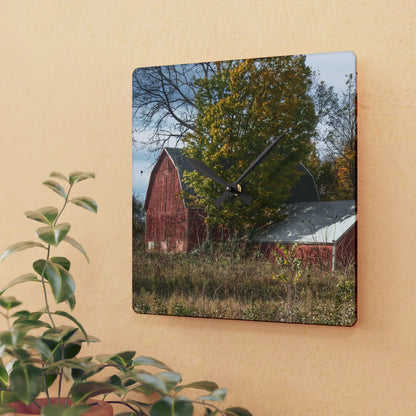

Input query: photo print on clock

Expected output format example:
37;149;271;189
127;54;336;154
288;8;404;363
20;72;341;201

132;51;357;326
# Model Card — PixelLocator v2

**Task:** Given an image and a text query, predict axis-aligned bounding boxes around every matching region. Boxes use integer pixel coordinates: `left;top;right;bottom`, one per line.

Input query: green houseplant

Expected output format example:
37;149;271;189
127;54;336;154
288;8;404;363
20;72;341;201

0;171;252;416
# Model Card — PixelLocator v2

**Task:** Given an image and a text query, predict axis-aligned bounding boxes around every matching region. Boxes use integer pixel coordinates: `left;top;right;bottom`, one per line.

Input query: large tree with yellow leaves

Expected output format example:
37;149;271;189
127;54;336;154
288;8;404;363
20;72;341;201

183;56;317;238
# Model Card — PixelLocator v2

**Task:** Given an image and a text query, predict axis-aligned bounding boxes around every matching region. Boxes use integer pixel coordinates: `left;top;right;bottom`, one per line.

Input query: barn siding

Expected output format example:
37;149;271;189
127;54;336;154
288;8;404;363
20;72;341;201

145;153;187;251
335;223;357;268
187;209;207;251
259;242;333;267
257;231;357;270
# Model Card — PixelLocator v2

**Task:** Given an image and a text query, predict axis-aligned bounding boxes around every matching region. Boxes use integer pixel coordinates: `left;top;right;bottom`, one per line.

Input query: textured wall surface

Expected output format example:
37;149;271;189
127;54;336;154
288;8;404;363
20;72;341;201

1;1;415;414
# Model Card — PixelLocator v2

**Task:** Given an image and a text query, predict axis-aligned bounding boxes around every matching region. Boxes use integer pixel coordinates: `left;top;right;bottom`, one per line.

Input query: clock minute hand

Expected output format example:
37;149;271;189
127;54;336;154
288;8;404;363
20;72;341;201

234;130;287;185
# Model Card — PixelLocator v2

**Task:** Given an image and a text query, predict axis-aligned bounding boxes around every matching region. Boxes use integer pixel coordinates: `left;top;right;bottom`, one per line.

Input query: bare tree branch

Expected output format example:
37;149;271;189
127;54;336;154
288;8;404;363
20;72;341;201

132;63;218;153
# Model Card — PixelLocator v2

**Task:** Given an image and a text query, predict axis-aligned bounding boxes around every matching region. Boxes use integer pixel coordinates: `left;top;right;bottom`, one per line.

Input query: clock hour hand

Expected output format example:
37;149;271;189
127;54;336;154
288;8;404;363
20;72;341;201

188;158;228;188
234;130;287;185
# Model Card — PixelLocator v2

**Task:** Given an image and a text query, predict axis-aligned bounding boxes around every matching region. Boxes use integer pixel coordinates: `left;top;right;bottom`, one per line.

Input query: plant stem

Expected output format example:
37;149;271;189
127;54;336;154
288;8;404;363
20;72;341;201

39;182;74;402
32;401;42;410
106;401;144;416
41;182;73;329
64;388;72;406
192;400;226;415
54;184;73;226
40;245;57;331
58;364;64;402
42;371;51;403
0;311;10;330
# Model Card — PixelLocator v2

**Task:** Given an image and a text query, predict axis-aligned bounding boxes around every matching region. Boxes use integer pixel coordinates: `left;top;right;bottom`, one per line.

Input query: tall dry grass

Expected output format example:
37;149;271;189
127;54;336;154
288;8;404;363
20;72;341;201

132;242;356;326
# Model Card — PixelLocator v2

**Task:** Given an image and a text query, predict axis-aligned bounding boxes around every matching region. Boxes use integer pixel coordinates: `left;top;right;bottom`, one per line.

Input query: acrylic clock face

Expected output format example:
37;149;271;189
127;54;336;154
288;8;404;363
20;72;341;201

132;51;357;326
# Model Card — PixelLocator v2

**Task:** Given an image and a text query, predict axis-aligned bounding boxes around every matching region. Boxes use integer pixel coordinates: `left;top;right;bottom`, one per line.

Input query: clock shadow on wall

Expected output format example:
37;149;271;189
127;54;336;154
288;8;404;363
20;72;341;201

132;51;357;326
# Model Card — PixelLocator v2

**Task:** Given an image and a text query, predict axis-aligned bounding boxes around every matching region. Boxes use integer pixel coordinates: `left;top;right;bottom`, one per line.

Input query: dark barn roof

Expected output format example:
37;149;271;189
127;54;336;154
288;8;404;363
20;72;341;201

164;147;197;195
161;147;319;205
163;147;199;206
287;163;320;203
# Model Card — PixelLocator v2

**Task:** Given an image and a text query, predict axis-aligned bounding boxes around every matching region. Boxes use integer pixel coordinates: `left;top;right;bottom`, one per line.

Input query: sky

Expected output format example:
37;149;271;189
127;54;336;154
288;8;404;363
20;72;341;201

132;51;356;198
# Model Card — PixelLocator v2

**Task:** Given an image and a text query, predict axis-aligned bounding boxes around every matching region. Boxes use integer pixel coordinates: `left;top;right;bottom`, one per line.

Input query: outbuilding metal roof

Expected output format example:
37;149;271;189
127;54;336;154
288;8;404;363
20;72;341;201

252;200;356;244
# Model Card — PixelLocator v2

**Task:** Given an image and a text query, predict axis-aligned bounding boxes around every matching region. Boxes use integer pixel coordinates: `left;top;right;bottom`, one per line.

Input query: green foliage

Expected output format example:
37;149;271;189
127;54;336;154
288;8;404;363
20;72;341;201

132;194;146;250
150;396;193;416
310;73;357;200
272;243;310;284
10;363;44;404
183;56;317;236
0;172;251;416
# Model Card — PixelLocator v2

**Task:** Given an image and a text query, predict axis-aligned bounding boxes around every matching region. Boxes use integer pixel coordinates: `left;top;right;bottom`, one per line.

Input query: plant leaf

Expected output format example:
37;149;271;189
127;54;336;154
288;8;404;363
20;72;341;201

71;381;122;403
44;357;95;373
48;341;81;362
70;361;105;383
12;318;51;331
150;396;193;416
0;274;40;295
0;296;21;310
1;241;47;261
50;257;71;271
70;197;98;214
63;236;89;263
10;363;43;404
24;206;59;225
0;405;15;415
68;172;95;185
224;407;253;416
0;328;25;346
0;361;8;389
22;336;53;361
33;259;47;276
36;223;71;247
43;261;75;303
42;326;78;343
49;171;69;182
157;371;182;393
133;356;173;371
52;311;89;344
104;374;124;389
43;180;67;199
174;380;219;393
133;373;167;395
96;351;136;367
11;310;43;321
197;388;227;402
42;404;91;416
66;295;76;311
33;257;70;276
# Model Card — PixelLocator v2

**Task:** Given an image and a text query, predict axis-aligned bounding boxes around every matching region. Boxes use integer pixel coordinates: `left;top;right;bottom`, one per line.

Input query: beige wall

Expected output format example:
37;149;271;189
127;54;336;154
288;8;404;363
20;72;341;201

1;1;415;414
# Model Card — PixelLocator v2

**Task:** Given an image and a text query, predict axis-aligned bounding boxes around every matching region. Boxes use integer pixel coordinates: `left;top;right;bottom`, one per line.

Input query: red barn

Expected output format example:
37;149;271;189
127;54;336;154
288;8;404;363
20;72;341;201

144;147;321;253
252;200;356;270
144;147;356;269
144;148;207;252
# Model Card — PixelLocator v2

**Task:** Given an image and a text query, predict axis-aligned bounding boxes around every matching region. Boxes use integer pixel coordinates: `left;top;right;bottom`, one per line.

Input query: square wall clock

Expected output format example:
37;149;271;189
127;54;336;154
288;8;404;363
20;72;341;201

132;51;357;326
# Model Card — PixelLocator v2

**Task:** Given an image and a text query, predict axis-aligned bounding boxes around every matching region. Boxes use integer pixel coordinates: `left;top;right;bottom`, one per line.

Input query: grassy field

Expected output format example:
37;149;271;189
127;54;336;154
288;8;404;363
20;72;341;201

132;243;356;326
